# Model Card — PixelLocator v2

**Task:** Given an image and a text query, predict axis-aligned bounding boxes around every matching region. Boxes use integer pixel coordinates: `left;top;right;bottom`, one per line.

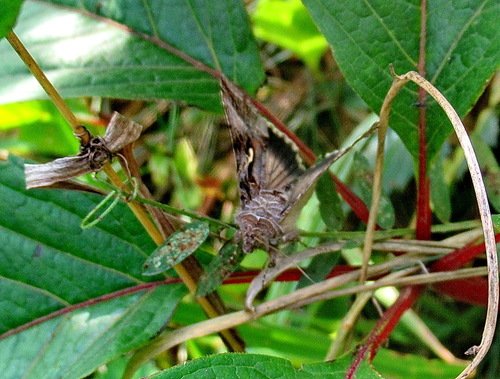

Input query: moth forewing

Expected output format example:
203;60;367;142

25;156;92;189
279;151;341;233
103;112;143;152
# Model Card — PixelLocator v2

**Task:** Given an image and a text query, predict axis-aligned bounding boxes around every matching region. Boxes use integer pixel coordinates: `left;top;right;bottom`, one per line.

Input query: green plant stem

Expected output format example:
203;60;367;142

6;31;89;143
134;195;235;231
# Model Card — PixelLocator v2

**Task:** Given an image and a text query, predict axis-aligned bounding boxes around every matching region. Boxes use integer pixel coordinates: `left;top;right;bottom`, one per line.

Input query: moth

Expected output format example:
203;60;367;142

220;77;340;254
24;112;142;189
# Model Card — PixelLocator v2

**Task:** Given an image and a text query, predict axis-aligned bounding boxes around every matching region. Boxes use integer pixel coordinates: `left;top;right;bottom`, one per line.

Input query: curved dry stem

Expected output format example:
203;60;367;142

325;291;373;360
384;70;498;379
360;71;409;282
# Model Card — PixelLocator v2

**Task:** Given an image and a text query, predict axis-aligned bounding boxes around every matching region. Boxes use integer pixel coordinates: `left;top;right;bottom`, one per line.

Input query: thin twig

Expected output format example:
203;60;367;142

6;32;88;142
325;291;373;360
359;76;407;282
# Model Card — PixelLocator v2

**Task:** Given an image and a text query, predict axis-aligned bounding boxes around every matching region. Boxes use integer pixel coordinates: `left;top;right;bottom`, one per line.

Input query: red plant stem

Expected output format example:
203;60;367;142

430;234;500;271
332;176;371;224
351;233;500;369
415;0;432;240
433;278;488;306
368;286;423;359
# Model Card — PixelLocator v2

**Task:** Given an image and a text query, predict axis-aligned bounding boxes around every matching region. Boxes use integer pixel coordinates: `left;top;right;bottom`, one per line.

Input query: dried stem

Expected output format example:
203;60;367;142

325;291;373;360
359;74;407;282
124;260;487;378
367;69;498;379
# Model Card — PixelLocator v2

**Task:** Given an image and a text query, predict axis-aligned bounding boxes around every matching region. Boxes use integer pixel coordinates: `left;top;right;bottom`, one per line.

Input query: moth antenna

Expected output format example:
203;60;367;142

332;122;378;161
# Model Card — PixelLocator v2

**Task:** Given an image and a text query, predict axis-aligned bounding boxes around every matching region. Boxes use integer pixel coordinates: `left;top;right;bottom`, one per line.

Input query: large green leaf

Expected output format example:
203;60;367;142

0;0;264;111
147;353;383;378
0;155;187;377
0;285;185;379
0;0;23;38
303;0;500;159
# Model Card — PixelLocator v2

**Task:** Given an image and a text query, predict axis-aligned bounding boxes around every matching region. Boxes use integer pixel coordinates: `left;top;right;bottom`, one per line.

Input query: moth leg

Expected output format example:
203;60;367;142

281;229;299;245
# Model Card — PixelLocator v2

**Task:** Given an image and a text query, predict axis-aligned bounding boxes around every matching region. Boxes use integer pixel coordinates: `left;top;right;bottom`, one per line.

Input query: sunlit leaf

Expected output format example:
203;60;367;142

0;0;264;110
252;0;328;71
303;0;500;159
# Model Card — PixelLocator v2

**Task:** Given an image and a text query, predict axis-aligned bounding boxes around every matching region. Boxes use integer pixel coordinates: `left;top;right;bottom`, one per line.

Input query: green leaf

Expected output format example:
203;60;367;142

430;154;451;223
316;173;345;230
373;349;465;379
471;134;500;212
252;0;328;71
0;0;23;38
0;100;80;156
303;0;500;159
350;152;395;229
142;221;209;276
197;242;244;297
492;214;500;233
147;353;383;378
0;285;185;379
297;252;339;289
0;0;264;110
0;155;188;377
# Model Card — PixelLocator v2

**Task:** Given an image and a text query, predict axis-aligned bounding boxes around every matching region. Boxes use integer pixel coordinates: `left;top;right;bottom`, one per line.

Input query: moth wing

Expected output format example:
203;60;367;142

220;77;304;198
279;151;340;230
220;78;268;202
25;156;91;189
262;127;305;191
103;112;143;152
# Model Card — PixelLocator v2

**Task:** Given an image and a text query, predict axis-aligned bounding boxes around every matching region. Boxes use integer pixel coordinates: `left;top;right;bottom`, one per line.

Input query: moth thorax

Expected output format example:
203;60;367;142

235;191;288;253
